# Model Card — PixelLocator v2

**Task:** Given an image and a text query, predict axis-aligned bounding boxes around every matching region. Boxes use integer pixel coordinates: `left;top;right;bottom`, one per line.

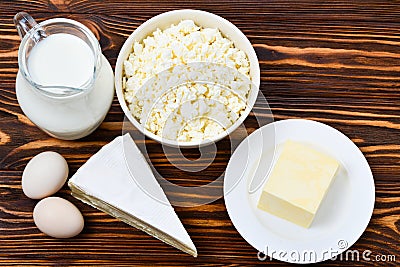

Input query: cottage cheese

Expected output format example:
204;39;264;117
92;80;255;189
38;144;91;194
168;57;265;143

123;20;251;142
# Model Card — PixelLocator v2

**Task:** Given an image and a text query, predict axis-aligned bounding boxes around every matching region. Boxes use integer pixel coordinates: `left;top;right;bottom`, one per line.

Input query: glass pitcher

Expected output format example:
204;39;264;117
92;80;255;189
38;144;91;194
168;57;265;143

14;12;114;140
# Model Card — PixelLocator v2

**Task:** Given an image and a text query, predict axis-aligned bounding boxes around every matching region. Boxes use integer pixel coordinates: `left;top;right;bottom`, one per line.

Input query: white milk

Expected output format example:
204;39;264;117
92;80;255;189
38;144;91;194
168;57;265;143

27;33;94;88
16;33;114;140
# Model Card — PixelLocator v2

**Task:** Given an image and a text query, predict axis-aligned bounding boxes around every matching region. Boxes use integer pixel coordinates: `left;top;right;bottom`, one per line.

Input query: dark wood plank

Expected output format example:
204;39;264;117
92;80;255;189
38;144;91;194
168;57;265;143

0;0;399;266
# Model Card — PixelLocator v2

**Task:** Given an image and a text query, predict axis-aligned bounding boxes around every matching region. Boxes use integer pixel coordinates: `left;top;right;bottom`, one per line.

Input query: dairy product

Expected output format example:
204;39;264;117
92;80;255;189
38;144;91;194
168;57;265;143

257;140;339;228
123;20;251;142
16;17;115;140
16;55;114;140
68;134;197;256
27;33;94;88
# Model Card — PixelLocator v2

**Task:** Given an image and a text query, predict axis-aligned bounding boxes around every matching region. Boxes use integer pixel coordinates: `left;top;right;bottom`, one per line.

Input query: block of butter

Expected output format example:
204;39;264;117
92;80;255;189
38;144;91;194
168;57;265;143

257;140;339;228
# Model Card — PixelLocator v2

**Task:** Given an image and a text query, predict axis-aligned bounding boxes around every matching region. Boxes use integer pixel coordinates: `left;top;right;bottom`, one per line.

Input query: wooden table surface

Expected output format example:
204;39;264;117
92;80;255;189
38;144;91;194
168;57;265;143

0;0;399;266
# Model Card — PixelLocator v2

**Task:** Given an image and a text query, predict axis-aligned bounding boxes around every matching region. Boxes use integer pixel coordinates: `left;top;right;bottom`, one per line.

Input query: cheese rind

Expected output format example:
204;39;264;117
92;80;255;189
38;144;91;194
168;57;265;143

257;140;339;228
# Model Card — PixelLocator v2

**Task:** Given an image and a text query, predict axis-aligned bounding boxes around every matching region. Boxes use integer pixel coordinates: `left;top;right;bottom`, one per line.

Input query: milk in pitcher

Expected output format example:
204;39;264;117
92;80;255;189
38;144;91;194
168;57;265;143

15;13;114;140
28;33;94;88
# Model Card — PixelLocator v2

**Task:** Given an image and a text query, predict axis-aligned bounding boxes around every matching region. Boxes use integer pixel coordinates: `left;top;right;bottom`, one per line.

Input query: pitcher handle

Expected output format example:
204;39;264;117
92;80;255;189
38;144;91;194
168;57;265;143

13;12;46;42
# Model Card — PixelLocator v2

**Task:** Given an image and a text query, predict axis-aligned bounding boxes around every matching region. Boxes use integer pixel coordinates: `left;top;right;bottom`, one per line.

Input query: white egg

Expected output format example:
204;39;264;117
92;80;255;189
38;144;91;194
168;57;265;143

22;151;68;199
33;197;84;238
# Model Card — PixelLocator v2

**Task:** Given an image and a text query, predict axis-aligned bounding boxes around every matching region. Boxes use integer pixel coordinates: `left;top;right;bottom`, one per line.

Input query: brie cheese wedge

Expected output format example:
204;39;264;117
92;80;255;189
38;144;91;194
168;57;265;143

68;134;197;257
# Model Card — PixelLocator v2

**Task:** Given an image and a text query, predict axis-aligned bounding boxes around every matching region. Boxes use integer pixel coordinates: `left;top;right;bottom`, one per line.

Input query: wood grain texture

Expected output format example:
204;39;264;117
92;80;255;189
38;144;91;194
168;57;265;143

0;0;399;266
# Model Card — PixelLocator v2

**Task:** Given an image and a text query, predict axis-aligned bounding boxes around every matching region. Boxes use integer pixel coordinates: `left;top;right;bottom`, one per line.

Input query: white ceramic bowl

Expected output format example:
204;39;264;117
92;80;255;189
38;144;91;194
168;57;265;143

115;9;260;148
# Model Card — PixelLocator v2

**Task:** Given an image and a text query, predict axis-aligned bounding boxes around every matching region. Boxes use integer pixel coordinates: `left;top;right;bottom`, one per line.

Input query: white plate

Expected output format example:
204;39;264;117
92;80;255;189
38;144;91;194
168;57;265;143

224;119;375;264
